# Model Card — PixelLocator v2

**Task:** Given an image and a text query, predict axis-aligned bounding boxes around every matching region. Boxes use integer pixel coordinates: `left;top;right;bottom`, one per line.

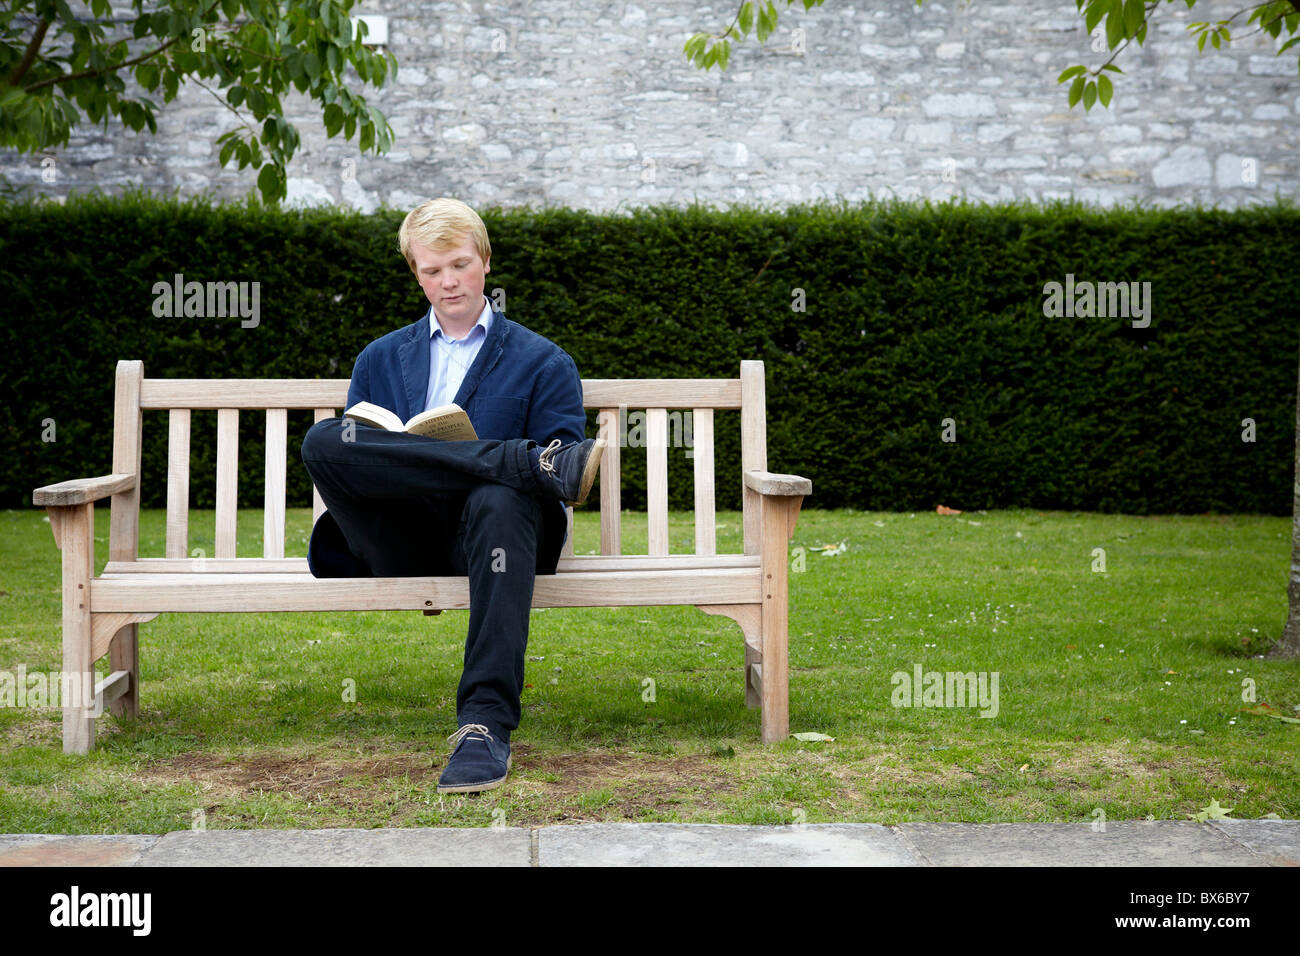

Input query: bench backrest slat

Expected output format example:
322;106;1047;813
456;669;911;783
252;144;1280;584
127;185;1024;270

596;409;622;555
121;365;764;562
692;407;716;556
646;408;669;556
311;408;334;524
110;361;144;562
215;408;239;558
165;409;191;559
264;409;288;559
740;361;767;557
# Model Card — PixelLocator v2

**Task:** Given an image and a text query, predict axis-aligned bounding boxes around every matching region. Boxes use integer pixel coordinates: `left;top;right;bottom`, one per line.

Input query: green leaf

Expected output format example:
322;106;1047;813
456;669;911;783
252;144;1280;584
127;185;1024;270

1101;63;1123;73
1122;0;1144;34
1057;64;1087;83
1083;80;1097;109
738;1;754;37
1097;73;1113;106
1210;30;1221;49
1068;74;1086;107
323;102;343;137
1084;1;1106;34
227;84;245;107
257;161;282;203
303;51;321;81
1192;798;1234;822
1105;10;1125;47
1197;31;1207;51
718;39;731;70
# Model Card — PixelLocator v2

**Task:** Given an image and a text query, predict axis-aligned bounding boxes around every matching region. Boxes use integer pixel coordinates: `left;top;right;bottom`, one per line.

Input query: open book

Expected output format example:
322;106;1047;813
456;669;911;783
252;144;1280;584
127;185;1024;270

344;401;478;440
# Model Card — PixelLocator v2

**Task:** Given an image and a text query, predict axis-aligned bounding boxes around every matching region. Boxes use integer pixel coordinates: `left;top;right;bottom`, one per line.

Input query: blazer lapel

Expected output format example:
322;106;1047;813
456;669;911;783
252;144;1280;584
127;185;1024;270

452;310;507;408
397;309;431;420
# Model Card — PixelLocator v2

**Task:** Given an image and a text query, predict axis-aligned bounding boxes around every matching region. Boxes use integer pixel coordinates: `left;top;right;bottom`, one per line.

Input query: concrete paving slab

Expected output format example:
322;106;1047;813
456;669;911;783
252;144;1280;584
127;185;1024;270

139;827;531;866
0;834;158;867
898;822;1265;866
1208;820;1300;866
538;823;923;866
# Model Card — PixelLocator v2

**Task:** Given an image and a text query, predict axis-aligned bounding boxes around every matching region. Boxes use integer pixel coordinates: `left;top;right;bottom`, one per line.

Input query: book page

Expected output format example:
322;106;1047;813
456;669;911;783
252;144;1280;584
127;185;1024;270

405;404;478;440
343;401;404;431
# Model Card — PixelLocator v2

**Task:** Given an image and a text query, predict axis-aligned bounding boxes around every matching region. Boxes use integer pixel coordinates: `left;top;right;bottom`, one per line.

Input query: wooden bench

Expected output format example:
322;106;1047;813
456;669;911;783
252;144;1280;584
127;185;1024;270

32;359;811;754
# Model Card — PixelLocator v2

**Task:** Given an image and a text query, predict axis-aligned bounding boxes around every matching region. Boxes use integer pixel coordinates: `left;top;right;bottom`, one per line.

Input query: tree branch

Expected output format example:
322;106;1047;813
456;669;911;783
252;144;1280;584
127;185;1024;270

6;17;51;88
21;0;225;93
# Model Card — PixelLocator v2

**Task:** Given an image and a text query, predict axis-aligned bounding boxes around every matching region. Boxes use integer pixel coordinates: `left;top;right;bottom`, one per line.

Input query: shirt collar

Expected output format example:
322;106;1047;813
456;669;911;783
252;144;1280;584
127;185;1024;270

430;295;493;342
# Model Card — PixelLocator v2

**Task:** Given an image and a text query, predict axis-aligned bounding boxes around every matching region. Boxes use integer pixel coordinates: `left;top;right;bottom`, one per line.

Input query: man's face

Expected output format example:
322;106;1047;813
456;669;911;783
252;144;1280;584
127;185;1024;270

410;236;490;329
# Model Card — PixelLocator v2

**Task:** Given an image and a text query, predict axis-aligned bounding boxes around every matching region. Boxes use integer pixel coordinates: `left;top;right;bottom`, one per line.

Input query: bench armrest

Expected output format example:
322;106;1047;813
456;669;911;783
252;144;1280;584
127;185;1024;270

33;473;136;506
744;469;811;497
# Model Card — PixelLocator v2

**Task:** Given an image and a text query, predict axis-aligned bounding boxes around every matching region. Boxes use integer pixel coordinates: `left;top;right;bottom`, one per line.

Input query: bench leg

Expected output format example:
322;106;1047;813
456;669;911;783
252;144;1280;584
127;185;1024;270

54;504;96;754
759;494;795;744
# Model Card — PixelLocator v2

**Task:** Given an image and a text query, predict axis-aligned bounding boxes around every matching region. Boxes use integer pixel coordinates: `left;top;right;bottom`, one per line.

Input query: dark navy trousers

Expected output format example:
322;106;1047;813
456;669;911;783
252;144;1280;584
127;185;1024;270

300;418;551;744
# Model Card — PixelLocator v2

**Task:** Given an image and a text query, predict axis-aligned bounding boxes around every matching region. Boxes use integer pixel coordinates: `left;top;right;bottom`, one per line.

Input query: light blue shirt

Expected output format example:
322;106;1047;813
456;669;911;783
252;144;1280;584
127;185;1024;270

424;296;493;411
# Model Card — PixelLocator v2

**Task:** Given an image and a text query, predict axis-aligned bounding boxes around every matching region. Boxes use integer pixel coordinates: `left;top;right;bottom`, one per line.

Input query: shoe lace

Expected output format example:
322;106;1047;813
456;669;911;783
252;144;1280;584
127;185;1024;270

536;438;563;475
447;723;495;749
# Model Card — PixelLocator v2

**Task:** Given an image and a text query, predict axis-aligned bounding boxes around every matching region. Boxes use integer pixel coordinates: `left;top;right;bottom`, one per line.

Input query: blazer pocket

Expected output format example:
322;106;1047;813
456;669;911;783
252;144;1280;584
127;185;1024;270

468;396;527;439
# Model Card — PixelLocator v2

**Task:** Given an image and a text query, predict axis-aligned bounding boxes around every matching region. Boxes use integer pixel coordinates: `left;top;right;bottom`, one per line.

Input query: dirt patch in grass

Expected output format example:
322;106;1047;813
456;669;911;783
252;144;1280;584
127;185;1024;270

505;747;742;820
517;748;733;795
137;750;436;804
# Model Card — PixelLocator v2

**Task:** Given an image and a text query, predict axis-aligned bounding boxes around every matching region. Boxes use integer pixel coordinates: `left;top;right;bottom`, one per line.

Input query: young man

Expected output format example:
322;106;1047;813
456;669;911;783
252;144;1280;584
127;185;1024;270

300;198;604;794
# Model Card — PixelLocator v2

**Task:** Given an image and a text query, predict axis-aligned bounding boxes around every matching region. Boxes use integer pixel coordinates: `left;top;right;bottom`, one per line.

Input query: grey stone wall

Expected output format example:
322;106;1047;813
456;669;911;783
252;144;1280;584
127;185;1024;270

3;0;1297;211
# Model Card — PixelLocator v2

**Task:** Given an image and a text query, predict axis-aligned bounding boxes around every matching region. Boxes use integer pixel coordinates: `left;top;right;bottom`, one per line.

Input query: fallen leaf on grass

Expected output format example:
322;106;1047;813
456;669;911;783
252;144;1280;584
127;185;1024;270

791;732;835;742
1192;799;1233;822
1240;703;1300;725
936;505;962;515
809;540;848;556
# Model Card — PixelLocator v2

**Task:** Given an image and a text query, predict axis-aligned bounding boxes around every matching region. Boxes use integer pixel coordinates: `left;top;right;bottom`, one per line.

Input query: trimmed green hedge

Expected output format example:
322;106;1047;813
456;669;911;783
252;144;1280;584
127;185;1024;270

2;191;1296;516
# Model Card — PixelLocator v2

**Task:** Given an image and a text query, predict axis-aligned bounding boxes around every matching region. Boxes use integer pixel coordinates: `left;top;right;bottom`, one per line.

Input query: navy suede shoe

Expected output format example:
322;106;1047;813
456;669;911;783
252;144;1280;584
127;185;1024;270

533;437;606;505
436;723;512;794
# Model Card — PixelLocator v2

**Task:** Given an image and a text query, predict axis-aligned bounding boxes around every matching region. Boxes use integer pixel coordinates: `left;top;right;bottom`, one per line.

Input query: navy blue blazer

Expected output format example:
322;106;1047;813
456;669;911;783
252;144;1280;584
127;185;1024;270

307;307;588;577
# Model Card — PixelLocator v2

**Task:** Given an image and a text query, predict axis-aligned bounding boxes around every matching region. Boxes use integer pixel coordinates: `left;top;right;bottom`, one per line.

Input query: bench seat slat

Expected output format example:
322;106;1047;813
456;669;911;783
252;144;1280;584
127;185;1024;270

91;568;762;612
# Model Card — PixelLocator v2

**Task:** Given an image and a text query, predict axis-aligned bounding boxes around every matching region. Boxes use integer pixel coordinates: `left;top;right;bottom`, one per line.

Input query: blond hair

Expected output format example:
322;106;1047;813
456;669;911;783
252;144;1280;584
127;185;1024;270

398;198;491;273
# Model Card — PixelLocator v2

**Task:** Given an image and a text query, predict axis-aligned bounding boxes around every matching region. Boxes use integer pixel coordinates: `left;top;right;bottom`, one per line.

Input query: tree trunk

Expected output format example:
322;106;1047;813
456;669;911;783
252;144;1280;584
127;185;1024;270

1267;341;1300;658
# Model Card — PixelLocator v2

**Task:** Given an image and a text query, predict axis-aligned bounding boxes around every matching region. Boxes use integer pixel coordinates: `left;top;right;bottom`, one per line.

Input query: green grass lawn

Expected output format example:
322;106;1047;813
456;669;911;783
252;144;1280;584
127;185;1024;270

1;505;1297;831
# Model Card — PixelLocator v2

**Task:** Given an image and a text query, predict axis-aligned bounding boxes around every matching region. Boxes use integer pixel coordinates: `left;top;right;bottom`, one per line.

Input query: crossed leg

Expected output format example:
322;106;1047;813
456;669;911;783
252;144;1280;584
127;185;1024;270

300;417;548;742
